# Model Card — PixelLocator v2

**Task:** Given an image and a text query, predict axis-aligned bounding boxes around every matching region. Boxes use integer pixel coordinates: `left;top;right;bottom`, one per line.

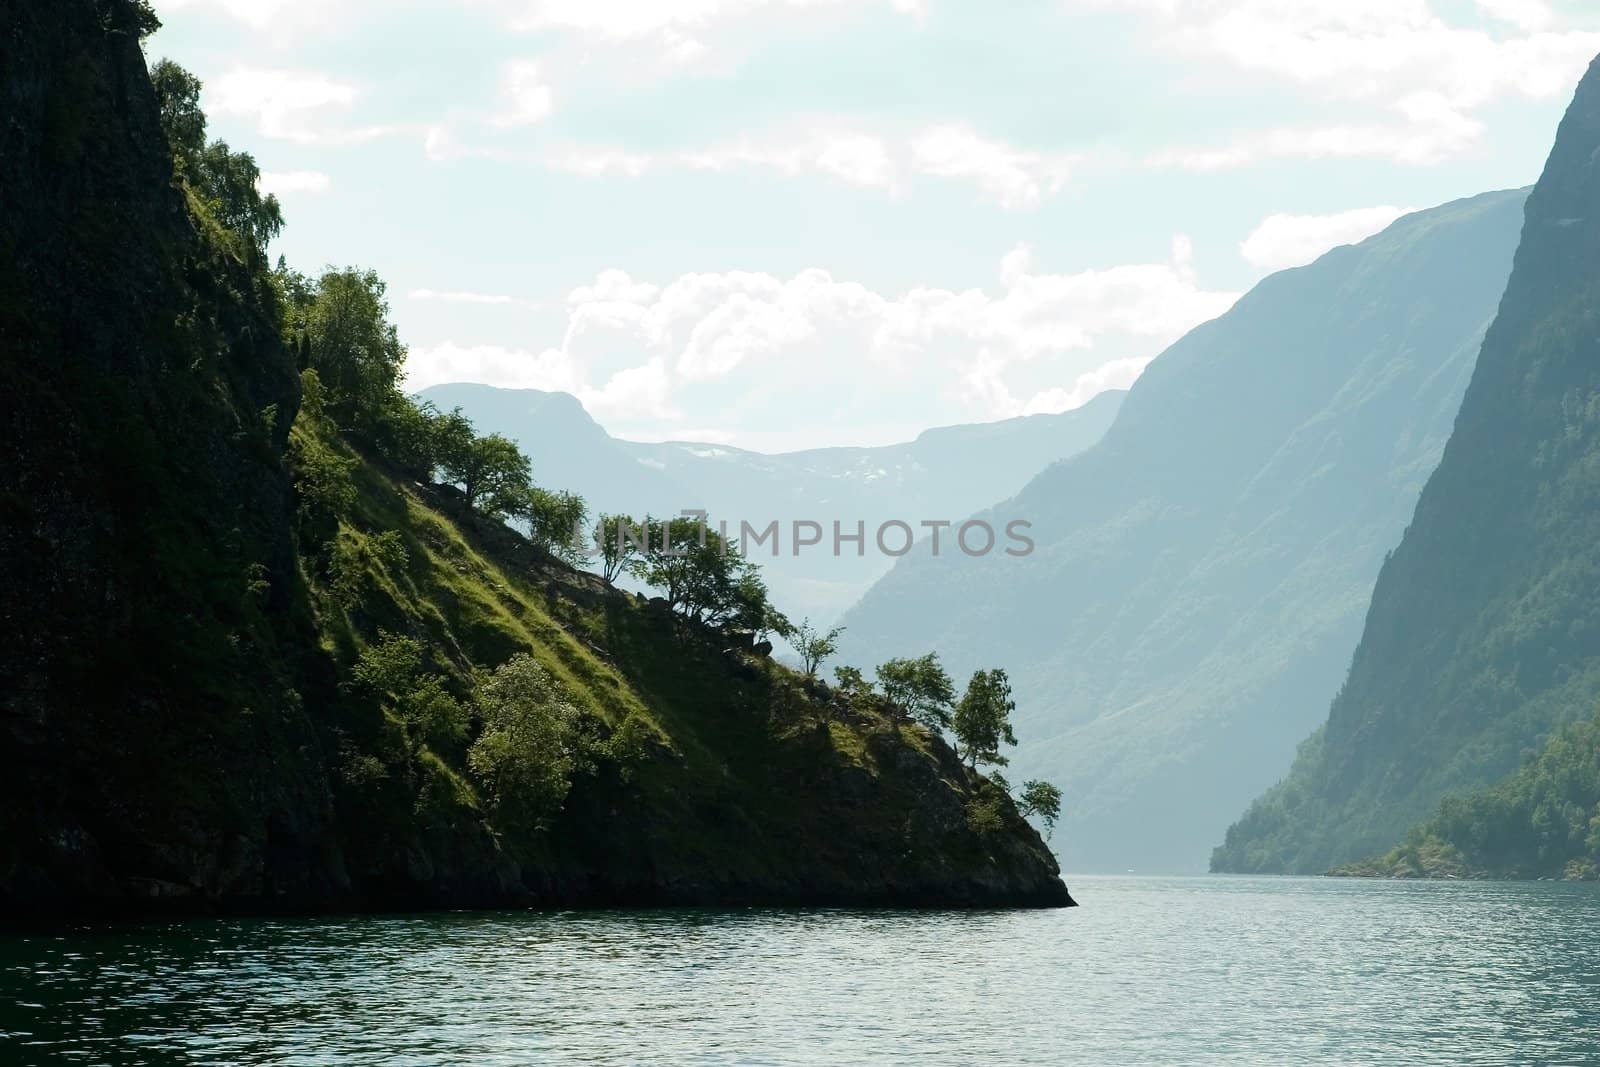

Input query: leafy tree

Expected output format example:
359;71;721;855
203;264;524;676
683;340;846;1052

372;395;446;483
284;268;406;433
130;0;162;36
468;654;593;828
831;666;878;716
103;0;161;38
631;515;707;611
151;60;282;255
876;653;957;729
595;513;646;582
196;140;283;252
150;60;205;164
1019;780;1064;840
953;668;1018;769
633;515;778;628
728;569;791;642
352;631;468;758
524;487;589;564
434;415;532;517
793;618;844;677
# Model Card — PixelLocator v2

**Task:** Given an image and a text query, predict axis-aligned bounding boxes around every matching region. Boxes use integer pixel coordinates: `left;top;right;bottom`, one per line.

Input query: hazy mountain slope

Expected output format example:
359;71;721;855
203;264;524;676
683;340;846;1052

1215;56;1600;875
837;189;1528;872
0;0;1068;912
420;383;1124;623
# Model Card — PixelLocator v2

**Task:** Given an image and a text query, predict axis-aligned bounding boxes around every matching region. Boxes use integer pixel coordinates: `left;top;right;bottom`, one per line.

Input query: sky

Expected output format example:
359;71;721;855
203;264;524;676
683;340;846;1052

150;0;1600;451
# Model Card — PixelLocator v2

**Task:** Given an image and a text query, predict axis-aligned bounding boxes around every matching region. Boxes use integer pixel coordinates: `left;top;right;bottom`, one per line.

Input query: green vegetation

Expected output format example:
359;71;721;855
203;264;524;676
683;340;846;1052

877;653;957;730
1334;711;1600;880
1215;62;1600;875
1019;781;1064;841
150;58;282;256
794;618;845;677
953;669;1018;770
0;16;1068;910
468;655;596;829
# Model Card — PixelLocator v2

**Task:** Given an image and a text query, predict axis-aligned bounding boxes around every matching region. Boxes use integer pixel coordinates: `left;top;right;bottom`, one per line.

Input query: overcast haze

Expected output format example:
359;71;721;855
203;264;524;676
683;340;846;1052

152;0;1600;449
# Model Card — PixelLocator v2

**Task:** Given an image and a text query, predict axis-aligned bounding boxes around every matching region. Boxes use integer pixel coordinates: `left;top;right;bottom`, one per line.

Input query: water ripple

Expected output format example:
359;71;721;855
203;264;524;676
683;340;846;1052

4;876;1600;1066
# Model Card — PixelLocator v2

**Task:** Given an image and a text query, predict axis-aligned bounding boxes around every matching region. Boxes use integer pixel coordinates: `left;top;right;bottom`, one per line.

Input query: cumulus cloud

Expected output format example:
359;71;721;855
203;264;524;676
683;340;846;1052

257;170;331;195
206;69;394;145
404;243;1241;445
1020;355;1154;415
1239;205;1413;271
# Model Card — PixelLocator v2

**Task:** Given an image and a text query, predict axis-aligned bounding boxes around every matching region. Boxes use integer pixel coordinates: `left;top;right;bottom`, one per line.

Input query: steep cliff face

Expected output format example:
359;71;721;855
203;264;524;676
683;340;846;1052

837;189;1526;872
0;0;1069;912
1216;55;1600;874
0;0;333;902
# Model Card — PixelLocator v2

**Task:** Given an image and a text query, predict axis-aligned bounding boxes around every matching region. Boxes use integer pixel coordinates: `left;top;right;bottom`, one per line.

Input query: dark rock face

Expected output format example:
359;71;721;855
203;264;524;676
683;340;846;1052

0;0;1072;916
1;0;332;908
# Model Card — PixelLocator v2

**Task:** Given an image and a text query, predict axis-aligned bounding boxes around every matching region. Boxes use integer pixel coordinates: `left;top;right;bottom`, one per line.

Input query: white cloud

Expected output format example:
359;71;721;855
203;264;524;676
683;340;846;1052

206;69;393;145
1239;205;1413;271
404;243;1241;443
491;60;554;127
1020;355;1153;415
541;123;1076;208
1084;0;1600;166
404;343;581;394
909;124;1075;210
257;170;331;195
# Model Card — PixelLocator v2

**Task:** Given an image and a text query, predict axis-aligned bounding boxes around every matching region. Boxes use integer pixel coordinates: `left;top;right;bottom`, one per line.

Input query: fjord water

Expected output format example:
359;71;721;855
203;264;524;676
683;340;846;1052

6;876;1598;1066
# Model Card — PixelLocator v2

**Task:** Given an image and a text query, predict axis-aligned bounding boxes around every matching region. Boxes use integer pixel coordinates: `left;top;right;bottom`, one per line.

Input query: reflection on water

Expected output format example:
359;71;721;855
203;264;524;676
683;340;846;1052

4;876;1600;1065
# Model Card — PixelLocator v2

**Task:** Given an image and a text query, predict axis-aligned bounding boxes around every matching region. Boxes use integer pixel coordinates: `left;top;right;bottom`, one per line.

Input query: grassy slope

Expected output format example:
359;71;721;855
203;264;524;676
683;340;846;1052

295;419;1071;907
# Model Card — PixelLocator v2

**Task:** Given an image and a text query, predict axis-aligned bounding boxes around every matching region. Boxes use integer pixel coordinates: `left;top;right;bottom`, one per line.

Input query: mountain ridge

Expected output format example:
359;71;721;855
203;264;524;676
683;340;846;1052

419;382;1125;623
1214;54;1600;875
835;187;1530;872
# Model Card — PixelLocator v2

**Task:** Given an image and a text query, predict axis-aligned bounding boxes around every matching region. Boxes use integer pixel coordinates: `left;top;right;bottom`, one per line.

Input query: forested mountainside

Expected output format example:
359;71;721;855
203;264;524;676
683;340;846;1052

419;383;1124;625
1215;55;1600;875
1332;711;1600;881
0;0;1068;912
839;189;1528;872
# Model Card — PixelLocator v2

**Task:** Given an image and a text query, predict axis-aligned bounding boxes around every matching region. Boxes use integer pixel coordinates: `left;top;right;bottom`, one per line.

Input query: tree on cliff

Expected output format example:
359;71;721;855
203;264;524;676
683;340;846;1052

435;412;532;517
876;653;957;729
953;668;1018;770
595;513;646;582
150;60;282;255
1019;780;1064;841
523;487;589;564
793;618;844;677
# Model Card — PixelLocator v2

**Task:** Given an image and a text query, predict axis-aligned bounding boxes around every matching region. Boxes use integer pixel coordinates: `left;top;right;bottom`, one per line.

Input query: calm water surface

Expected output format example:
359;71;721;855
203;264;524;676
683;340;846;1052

5;875;1600;1065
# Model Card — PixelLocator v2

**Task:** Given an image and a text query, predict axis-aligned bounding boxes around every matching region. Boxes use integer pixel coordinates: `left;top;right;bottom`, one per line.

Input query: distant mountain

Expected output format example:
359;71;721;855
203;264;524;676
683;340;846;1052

836;188;1529;872
419;383;1125;623
1215;56;1600;875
